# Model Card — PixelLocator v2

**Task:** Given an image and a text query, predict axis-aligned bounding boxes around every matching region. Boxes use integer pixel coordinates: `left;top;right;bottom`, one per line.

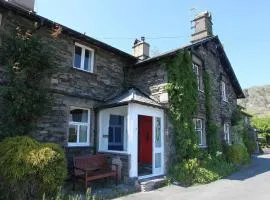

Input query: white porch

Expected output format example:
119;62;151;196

98;89;165;179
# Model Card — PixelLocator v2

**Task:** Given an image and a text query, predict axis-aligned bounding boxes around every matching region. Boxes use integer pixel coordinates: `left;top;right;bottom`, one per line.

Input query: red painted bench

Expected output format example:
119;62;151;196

73;154;118;190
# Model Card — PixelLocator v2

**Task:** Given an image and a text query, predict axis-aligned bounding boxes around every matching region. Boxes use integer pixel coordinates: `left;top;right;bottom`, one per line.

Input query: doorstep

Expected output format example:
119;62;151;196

138;175;167;192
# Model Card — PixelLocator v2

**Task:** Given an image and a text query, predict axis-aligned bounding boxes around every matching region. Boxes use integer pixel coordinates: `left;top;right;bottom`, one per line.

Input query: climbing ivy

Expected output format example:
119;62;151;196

0;27;55;139
203;71;220;155
166;50;199;161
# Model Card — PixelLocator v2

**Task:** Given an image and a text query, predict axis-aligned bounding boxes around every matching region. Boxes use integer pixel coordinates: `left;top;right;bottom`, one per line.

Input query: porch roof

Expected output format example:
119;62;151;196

99;88;163;109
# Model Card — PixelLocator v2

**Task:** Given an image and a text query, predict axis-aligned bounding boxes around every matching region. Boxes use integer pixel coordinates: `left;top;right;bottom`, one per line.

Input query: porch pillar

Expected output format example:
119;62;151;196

127;103;138;177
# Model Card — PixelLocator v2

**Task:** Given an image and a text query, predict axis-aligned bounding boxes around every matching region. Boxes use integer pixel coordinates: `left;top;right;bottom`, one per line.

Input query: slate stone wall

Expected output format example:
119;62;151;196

127;43;238;172
0;8;132;168
194;42;237;140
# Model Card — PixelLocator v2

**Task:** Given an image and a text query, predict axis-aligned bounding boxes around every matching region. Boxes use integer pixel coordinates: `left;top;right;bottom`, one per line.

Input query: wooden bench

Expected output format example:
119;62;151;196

73;154;118;190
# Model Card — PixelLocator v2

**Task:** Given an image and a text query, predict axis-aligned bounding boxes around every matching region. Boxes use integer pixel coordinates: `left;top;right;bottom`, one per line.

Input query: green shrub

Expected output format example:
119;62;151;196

43;188;104;200
170;153;237;186
170;158;200;186
0;136;67;200
201;154;237;178
245;140;257;155
226;144;250;165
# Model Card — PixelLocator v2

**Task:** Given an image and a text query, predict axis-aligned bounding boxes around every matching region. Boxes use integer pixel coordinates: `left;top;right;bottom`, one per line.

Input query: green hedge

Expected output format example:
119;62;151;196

169;154;236;186
0;136;67;200
226;144;250;165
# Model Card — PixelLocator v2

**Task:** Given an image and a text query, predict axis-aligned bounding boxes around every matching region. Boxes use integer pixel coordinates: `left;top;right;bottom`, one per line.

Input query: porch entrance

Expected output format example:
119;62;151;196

138;115;153;176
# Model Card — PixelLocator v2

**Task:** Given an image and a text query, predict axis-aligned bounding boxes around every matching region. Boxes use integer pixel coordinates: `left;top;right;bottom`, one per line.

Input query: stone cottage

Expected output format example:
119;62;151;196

0;0;245;181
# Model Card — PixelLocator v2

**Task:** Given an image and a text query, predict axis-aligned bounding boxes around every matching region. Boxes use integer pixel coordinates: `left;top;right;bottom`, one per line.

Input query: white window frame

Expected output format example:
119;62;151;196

224;123;230;144
194;118;204;146
108;114;125;150
73;42;94;73
192;63;204;92
221;81;228;102
68;107;91;147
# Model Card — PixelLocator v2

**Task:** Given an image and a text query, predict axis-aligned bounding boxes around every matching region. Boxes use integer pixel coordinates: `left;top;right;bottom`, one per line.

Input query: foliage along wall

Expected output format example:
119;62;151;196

0;27;55;139
166;50;199;161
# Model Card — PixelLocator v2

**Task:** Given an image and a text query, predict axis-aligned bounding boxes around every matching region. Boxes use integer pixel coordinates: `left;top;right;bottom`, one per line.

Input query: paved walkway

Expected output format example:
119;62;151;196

116;153;270;200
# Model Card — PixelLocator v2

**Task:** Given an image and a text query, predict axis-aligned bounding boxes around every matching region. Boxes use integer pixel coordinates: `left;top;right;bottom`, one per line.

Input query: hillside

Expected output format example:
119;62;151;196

238;85;270;117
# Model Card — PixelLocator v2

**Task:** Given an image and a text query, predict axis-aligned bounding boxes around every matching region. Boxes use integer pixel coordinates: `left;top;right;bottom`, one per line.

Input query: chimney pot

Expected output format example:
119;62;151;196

132;37;150;60
7;0;35;11
191;11;213;43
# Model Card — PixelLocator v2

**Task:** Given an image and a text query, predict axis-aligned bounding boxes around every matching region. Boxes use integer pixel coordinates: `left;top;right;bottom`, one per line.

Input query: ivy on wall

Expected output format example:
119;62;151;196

203;70;220;155
166;50;199;161
0;27;55;139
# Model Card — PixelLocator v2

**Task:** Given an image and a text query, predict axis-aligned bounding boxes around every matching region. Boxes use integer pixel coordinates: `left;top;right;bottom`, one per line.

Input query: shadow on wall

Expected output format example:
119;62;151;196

225;153;270;181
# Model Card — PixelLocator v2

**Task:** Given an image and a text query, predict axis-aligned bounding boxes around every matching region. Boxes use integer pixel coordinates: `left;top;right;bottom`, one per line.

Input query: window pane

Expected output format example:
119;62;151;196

74;46;82;68
155;117;161;148
155;153;161;168
109;115;124;126
196;130;202;144
79;125;88;143
68;125;77;143
195;119;202;129
108;127;114;143
114;127;122;143
84;49;92;71
70;109;88;122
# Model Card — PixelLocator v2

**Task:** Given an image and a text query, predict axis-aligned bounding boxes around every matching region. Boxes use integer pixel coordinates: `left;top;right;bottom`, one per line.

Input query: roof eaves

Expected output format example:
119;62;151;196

0;0;137;61
133;36;218;67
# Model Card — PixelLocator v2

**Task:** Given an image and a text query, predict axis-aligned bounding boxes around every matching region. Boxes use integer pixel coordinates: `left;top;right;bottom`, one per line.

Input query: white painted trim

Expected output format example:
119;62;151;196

73;42;95;73
128;103;165;178
98;150;129;155
98;106;128;153
67;107;91;147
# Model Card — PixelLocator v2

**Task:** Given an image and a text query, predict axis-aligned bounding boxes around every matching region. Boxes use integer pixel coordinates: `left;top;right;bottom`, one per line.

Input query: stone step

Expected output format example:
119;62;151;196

139;176;167;192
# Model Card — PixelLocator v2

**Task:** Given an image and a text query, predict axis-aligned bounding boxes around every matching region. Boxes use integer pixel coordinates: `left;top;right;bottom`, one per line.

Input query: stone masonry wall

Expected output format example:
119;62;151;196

0;7;133;169
127;44;238;172
194;42;237;141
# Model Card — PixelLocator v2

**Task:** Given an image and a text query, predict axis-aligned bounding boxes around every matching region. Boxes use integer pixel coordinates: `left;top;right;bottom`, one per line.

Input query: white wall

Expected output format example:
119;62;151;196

128;103;164;178
98;106;128;152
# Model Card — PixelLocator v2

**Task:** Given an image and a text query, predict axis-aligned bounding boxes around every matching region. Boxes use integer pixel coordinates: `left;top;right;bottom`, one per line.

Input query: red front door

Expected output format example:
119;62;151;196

138;115;153;164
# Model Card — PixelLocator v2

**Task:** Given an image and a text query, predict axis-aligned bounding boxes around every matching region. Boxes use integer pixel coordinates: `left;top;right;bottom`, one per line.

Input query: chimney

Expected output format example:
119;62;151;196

133;36;150;60
191;11;213;43
7;0;35;11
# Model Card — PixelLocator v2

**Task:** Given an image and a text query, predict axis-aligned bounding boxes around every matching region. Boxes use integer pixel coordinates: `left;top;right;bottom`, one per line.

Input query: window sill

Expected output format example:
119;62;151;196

67;143;91;147
98;150;129;155
199;90;204;93
199;145;207;148
71;67;95;75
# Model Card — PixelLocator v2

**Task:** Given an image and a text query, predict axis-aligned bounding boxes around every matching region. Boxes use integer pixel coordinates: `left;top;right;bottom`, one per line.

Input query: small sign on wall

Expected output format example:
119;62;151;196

103;134;109;138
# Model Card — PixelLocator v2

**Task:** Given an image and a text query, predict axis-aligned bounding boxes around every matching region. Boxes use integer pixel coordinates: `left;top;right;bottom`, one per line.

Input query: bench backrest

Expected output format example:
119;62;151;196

73;154;109;173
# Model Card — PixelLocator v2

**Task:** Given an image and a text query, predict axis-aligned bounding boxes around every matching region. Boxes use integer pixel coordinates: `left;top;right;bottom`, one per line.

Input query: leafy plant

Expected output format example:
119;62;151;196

42;188;104;200
170;155;236;186
203;71;221;155
166;50;199;162
0;27;54;139
0;136;67;200
225;144;250;165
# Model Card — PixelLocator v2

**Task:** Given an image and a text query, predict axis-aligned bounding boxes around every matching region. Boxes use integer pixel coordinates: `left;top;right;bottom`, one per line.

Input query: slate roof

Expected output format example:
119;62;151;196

134;36;245;99
0;0;137;61
1;0;244;98
100;88;163;109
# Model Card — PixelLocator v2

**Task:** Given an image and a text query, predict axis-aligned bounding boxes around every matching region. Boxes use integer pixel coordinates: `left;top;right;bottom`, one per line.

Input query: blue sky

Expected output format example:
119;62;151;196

35;0;270;89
